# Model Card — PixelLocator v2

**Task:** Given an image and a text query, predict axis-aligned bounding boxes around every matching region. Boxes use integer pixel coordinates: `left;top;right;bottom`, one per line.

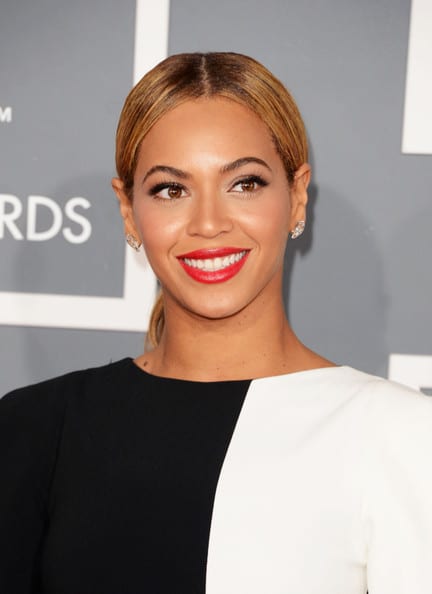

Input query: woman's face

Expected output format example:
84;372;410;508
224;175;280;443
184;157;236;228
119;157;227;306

114;97;309;321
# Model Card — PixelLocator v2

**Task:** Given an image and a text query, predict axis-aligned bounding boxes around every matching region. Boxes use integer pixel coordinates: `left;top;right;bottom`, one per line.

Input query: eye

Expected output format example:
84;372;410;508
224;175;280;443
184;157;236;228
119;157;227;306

230;175;268;194
148;182;187;200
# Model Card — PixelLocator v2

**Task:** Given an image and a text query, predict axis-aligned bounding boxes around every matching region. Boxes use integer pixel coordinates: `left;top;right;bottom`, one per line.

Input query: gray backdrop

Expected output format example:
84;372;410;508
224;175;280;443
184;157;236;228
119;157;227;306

1;0;431;395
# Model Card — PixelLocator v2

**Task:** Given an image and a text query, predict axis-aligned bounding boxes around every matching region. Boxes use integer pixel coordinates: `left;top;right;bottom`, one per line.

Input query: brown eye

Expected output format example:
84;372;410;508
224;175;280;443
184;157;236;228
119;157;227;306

167;186;183;199
231;176;267;194
150;183;187;200
240;180;256;192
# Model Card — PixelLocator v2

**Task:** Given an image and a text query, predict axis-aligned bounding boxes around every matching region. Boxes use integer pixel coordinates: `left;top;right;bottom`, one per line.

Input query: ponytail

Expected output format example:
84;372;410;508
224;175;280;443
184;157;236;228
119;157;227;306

146;291;165;349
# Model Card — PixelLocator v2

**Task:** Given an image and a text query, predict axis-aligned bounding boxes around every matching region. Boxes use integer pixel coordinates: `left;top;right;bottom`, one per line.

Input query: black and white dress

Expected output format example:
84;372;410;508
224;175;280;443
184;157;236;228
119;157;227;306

1;358;432;593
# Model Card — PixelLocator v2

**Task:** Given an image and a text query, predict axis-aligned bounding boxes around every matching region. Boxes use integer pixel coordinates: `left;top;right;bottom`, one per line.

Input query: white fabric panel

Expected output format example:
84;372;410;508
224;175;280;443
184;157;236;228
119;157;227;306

206;367;432;594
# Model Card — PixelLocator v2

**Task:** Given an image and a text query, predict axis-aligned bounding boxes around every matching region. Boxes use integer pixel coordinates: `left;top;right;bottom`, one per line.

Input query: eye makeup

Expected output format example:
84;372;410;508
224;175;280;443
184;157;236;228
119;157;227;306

229;174;269;193
147;172;270;201
148;181;187;201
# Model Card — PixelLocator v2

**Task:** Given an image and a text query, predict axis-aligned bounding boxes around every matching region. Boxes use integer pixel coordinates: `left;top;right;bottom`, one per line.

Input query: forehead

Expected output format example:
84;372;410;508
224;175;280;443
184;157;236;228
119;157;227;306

137;98;279;167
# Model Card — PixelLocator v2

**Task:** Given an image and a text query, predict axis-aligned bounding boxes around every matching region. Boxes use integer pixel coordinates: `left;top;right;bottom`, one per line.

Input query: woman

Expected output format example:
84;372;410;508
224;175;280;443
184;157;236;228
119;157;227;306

1;52;431;594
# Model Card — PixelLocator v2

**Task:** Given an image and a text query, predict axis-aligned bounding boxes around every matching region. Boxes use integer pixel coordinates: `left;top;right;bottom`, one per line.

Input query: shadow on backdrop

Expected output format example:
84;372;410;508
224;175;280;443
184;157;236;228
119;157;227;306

283;176;389;377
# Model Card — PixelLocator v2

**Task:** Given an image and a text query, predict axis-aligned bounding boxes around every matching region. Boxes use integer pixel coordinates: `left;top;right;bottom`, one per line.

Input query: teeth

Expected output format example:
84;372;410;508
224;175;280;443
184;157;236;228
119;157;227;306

182;250;247;272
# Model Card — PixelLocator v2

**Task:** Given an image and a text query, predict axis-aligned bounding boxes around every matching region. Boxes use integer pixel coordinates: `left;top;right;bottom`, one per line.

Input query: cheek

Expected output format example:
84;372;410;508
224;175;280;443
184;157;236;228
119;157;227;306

132;203;182;257
241;196;290;246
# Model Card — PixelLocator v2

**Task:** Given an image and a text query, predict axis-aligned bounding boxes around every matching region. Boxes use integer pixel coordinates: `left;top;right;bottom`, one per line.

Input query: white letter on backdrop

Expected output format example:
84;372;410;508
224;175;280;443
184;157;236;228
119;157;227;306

27;195;63;241
0;194;24;240
63;197;92;244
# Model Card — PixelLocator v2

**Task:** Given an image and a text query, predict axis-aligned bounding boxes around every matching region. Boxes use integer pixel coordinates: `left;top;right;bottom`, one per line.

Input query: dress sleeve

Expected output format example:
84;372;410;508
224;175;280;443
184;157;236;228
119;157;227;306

0;382;67;593
364;380;432;594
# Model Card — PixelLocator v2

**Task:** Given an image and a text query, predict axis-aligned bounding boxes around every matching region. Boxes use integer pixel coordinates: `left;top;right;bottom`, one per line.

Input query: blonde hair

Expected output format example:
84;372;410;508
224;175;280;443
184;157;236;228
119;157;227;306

115;52;308;348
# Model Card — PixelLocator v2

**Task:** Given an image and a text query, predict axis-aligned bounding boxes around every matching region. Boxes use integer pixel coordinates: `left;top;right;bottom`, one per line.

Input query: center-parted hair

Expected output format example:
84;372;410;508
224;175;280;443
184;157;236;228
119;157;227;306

115;52;309;347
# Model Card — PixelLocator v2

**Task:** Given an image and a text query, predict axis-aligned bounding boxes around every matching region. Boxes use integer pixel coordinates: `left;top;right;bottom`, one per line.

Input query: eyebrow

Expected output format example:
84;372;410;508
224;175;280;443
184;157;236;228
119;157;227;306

142;156;272;184
142;165;189;184
220;156;272;174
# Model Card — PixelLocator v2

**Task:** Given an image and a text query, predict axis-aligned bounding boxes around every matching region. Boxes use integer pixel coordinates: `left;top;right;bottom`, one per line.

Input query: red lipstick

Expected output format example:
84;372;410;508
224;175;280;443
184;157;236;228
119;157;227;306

177;247;250;284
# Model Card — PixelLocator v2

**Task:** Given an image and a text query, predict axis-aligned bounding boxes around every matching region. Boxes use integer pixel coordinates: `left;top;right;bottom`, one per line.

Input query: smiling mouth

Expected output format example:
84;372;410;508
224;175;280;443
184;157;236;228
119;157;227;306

183;250;247;271
177;248;250;283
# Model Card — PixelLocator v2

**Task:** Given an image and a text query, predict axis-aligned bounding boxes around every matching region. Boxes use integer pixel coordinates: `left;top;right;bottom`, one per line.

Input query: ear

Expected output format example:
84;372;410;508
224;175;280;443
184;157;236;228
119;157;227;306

111;177;140;240
289;163;311;231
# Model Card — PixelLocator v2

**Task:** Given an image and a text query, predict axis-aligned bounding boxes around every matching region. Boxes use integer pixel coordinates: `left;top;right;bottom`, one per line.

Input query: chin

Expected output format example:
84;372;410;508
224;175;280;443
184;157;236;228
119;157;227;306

184;296;254;322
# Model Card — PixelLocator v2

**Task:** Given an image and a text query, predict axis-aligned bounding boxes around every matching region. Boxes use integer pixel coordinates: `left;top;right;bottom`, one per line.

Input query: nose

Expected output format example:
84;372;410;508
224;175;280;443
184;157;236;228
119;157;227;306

186;191;233;238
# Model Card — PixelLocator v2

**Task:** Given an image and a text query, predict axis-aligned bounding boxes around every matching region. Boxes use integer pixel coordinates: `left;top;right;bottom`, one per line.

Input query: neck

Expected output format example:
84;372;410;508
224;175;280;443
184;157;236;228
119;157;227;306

137;289;332;381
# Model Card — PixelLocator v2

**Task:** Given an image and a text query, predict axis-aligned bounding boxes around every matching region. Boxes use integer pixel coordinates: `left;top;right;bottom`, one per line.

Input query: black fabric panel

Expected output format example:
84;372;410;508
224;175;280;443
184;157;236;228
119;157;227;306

0;359;250;594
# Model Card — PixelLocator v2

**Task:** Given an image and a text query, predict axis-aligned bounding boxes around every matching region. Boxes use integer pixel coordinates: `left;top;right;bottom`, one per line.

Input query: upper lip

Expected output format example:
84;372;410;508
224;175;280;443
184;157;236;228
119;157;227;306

177;247;250;259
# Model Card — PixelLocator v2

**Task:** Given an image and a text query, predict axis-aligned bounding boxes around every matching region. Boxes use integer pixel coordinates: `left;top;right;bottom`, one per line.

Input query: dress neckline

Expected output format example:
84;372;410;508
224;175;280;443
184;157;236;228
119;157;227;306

124;356;348;385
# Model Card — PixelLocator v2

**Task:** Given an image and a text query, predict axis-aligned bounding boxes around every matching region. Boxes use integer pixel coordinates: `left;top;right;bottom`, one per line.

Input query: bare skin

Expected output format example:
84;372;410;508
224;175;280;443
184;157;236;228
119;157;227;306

113;98;334;381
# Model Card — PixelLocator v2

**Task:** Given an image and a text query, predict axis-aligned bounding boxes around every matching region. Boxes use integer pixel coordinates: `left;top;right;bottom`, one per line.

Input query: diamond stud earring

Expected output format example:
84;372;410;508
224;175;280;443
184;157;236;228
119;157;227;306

126;233;141;251
290;220;305;240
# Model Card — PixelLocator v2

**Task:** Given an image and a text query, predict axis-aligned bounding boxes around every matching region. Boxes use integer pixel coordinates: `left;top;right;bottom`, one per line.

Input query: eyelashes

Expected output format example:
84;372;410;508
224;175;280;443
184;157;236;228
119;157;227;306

148;182;186;201
147;174;269;201
230;175;269;193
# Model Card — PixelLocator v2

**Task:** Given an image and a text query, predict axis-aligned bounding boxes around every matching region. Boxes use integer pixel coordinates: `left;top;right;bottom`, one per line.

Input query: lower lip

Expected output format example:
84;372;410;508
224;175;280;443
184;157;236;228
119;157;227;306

178;252;249;284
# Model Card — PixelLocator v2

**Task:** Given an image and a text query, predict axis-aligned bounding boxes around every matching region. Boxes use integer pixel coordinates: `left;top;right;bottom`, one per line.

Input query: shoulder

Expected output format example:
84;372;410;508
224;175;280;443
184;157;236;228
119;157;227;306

0;358;133;425
313;365;429;408
0;359;134;491
260;364;427;407
341;366;432;422
329;366;432;434
262;366;432;436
